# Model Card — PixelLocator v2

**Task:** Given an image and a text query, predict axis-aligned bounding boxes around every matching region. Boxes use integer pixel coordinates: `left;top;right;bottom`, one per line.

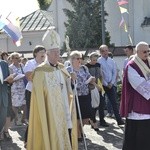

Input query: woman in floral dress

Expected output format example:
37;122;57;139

9;52;26;125
67;50;96;141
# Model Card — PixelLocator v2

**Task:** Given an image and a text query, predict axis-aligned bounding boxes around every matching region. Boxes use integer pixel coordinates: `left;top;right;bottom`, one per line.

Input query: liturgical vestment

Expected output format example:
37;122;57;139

27;62;78;150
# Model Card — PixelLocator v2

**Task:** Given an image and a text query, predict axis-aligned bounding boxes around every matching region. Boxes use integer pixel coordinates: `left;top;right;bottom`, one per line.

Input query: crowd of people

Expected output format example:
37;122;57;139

0;27;150;150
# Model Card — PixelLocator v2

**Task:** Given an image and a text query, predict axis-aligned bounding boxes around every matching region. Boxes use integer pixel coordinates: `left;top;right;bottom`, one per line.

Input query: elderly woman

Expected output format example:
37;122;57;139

9;52;26;126
67;50;95;141
85;52;109;130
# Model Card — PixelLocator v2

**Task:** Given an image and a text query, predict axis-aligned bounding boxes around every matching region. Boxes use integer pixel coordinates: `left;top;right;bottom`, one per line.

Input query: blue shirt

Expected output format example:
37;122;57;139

97;56;117;86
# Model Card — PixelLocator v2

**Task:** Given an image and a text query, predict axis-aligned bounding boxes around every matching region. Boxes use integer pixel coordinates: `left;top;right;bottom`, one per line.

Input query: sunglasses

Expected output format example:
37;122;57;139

143;50;150;54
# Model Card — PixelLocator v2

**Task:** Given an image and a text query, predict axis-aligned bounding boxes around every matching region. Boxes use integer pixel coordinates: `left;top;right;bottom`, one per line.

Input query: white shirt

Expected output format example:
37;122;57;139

23;59;39;92
64;60;70;68
127;65;150;120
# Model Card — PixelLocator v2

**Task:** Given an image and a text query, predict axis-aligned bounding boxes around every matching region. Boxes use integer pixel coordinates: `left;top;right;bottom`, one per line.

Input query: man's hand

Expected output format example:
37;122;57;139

107;83;113;89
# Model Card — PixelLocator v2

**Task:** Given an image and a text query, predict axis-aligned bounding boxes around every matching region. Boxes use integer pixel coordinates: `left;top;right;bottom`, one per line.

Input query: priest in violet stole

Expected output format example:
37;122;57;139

120;41;150;150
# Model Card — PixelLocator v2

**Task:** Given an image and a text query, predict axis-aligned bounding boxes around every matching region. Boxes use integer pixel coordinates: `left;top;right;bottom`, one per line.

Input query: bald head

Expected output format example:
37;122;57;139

99;45;108;51
135;41;149;52
135;41;149;60
99;45;109;58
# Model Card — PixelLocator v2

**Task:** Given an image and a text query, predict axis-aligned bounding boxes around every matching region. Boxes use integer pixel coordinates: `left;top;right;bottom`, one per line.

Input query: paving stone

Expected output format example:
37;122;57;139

0;117;124;150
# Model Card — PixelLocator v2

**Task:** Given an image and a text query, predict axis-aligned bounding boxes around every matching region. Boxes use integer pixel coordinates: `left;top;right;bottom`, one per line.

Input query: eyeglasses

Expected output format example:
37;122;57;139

143;50;150;54
75;57;82;60
13;57;20;59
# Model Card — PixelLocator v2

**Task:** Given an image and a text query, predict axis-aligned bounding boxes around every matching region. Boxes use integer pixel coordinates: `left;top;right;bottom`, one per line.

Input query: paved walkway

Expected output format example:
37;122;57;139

0;117;125;150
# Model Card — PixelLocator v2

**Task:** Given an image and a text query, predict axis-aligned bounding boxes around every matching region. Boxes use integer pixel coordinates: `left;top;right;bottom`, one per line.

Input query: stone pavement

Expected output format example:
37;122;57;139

0;117;125;150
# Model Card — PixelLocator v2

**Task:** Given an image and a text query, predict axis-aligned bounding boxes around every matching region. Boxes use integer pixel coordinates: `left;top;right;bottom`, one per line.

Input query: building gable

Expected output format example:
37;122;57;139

20;9;54;31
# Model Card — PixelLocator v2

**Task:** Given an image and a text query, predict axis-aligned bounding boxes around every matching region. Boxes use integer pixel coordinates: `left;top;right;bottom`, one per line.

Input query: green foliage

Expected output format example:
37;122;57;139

37;0;52;10
63;0;110;49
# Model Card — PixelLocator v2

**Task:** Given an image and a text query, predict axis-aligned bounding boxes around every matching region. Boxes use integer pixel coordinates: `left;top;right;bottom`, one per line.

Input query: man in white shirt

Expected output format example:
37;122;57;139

97;45;124;126
120;41;150;150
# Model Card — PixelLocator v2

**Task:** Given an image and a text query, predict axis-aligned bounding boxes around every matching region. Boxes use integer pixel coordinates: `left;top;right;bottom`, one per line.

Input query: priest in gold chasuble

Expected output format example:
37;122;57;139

27;28;78;150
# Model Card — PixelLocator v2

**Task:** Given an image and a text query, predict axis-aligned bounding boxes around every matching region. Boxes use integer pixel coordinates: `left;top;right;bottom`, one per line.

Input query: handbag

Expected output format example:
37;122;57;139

20;64;28;87
91;87;100;108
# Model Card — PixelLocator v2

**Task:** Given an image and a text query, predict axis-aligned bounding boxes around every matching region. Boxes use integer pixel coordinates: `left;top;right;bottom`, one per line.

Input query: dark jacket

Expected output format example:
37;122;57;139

0;60;10;107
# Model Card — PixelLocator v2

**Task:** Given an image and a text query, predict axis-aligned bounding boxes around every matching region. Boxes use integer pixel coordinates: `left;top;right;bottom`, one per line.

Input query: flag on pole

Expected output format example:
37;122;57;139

119;16;125;27
0;12;22;47
119;6;128;14
124;23;128;32
128;34;133;45
118;0;128;6
116;0;133;45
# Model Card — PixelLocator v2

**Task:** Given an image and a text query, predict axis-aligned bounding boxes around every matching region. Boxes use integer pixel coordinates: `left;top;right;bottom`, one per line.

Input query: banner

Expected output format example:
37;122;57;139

0;12;22;47
117;0;133;45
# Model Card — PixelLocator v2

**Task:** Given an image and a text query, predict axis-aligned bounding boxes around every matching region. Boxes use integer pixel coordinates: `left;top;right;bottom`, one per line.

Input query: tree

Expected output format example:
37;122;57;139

63;0;110;49
37;0;52;10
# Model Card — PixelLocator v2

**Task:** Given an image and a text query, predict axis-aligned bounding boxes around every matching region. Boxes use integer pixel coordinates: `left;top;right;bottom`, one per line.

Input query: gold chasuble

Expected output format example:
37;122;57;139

27;62;78;150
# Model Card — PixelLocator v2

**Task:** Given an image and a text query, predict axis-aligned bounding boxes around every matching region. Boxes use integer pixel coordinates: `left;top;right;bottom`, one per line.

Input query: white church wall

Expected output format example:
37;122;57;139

105;0;129;46
48;0;72;48
105;0;150;46
113;56;126;80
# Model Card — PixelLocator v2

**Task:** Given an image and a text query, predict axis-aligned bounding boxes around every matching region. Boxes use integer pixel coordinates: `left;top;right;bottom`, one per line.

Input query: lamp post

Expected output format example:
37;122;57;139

101;0;105;44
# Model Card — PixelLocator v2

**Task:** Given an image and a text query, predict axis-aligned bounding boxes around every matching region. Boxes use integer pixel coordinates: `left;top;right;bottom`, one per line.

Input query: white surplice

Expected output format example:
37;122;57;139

127;65;150;120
